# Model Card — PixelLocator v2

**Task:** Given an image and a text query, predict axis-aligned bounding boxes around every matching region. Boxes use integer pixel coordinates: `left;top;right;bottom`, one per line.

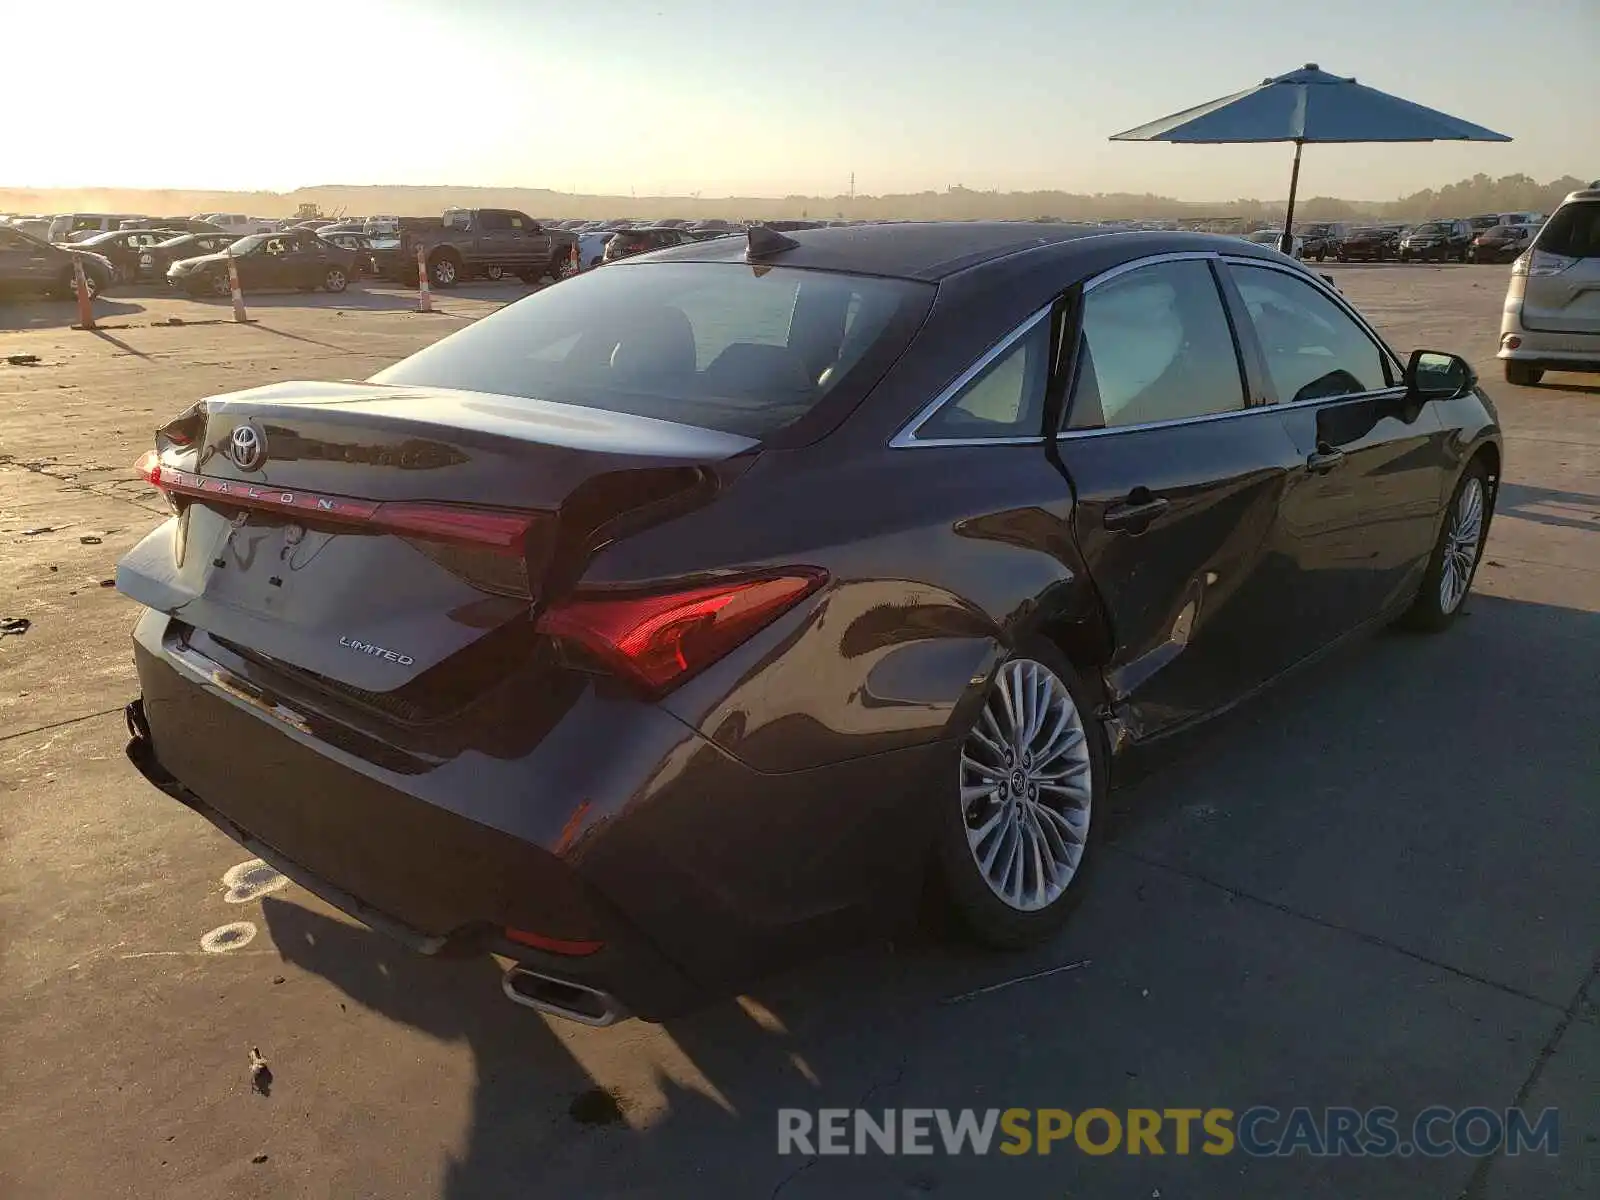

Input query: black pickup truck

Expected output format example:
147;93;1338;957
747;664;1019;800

374;208;579;288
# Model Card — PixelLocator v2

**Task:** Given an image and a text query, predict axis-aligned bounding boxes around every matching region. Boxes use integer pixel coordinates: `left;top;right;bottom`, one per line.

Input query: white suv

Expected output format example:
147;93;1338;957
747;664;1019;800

1499;184;1600;385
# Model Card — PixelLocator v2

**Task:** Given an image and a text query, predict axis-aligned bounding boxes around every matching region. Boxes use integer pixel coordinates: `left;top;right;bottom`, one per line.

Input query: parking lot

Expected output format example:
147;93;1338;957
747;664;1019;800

1;265;1596;1199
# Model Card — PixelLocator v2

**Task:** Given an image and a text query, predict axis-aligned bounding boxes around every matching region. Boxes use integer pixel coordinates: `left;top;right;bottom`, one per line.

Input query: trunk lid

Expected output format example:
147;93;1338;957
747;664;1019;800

117;380;756;704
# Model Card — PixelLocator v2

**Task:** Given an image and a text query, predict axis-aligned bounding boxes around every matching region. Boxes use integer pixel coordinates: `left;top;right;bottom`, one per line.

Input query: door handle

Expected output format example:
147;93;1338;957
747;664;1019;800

1103;492;1170;532
1306;445;1346;475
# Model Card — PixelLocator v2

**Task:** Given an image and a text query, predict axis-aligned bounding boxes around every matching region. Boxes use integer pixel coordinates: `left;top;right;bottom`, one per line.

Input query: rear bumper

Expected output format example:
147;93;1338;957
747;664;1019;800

1497;308;1600;371
125;608;944;1017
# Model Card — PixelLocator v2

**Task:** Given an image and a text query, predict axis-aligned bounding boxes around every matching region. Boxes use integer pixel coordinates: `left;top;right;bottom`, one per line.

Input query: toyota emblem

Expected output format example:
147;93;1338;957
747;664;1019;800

229;425;265;471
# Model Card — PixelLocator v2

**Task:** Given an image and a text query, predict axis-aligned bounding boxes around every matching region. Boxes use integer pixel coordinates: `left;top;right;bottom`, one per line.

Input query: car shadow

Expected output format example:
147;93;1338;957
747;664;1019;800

262;589;1600;1196
1494;482;1599;533
0;297;146;331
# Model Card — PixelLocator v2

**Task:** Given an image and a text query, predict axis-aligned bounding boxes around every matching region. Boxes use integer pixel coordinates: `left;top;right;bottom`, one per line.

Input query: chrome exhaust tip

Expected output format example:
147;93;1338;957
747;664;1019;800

502;965;625;1027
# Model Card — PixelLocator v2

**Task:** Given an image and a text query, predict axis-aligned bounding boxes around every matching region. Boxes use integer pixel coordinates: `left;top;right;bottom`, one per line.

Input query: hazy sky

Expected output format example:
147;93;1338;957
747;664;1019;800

8;0;1596;200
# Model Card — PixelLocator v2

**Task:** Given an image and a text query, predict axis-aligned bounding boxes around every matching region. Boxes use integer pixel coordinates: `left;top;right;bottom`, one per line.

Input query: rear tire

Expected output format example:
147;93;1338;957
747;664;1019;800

550;251;575;281
1399;460;1491;633
934;639;1107;949
322;266;348;293
1503;361;1543;386
483;263;504;281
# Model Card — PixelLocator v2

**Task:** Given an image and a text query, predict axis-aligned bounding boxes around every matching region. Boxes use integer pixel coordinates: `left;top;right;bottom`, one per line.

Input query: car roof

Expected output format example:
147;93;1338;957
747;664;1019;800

639;221;1282;282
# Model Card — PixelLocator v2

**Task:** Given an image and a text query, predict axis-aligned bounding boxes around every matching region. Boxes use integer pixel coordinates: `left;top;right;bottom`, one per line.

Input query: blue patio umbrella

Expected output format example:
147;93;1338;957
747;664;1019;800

1110;64;1512;254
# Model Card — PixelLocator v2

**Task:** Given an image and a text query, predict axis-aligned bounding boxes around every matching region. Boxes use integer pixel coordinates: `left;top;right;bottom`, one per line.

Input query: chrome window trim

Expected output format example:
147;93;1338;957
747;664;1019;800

889;304;1054;449
1219;254;1407;380
1081;249;1220;293
1057;384;1409;441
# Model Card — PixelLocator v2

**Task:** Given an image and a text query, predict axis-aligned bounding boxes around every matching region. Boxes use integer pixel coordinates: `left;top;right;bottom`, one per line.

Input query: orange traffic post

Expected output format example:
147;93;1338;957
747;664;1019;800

227;257;247;323
416;245;432;313
73;259;95;330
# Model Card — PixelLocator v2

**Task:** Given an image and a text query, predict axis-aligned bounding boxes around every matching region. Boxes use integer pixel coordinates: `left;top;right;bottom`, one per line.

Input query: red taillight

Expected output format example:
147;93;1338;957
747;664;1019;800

135;449;163;487
537;571;826;692
504;928;604;956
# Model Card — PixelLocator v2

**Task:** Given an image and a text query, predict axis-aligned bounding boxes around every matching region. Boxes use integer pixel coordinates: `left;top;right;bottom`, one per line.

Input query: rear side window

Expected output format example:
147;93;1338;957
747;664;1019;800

1536;202;1600;258
371;262;932;439
914;318;1051;440
1068;260;1245;429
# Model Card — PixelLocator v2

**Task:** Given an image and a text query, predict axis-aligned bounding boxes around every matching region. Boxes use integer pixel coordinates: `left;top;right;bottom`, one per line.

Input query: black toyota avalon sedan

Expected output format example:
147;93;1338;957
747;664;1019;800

118;224;1501;1024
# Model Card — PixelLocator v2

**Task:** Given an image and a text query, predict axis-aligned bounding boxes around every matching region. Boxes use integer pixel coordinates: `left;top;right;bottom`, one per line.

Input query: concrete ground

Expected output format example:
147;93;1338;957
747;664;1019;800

1;267;1595;1199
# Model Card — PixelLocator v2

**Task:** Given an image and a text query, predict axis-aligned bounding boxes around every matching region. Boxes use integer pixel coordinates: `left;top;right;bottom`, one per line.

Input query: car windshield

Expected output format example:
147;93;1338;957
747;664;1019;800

1414;223;1451;236
371;262;933;439
1483;225;1513;237
76;230;120;246
228;235;265;253
1535;201;1600;258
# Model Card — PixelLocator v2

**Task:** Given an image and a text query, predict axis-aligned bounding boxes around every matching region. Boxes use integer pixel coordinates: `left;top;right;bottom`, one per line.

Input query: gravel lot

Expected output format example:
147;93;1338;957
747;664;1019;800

2;267;1595;1199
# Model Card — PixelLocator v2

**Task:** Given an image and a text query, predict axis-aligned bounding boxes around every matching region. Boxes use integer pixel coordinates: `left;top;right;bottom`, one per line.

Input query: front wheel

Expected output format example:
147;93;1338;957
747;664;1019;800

482;263;504;281
1399;461;1491;633
428;253;461;288
209;271;233;298
1504;361;1543;386
934;642;1106;948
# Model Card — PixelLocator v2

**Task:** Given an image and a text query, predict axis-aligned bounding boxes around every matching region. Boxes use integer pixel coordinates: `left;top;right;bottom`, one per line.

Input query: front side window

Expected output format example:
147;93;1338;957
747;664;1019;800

1230;265;1390;403
914;318;1051;440
1067;259;1245;430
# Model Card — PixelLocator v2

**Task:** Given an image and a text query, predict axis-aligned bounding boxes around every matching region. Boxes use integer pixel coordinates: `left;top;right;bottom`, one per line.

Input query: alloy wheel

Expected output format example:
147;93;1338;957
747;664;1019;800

1439;476;1484;614
960;659;1093;912
434;258;457;285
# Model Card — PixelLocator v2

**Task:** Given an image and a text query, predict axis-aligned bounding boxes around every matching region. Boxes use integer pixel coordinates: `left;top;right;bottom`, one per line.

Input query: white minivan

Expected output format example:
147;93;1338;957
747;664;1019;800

1499;185;1600;385
47;213;142;243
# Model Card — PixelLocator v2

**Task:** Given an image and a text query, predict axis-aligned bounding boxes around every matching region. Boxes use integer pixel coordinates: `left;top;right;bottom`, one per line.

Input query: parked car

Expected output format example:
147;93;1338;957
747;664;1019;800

201;214;278;236
576;230;615;269
1336;225;1401;262
144;232;244;281
72;228;191;284
1298;222;1346;262
10;218;51;240
1499;184;1600;385
601;226;695;263
1241;229;1304;258
318;230;379;275
119;223;1500;1023
46;213;143;243
372;208;579;287
1467;214;1502;235
1399;219;1472;263
1468;224;1536;264
0;224;114;299
167;230;358;296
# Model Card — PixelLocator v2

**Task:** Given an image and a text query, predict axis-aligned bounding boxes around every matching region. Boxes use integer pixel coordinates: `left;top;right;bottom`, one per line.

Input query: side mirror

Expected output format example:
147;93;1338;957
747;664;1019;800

1405;349;1475;400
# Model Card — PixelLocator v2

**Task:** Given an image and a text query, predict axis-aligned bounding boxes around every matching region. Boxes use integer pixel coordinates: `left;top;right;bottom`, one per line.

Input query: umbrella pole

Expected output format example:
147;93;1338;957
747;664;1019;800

1280;138;1304;256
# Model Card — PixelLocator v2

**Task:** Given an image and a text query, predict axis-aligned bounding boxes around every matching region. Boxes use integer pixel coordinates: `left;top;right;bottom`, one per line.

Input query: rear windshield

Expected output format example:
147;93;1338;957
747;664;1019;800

371;262;932;439
1535;201;1600;258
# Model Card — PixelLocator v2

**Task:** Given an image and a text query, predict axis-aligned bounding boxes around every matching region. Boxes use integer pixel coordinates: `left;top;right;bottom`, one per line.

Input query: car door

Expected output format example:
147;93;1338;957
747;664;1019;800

0;227;59;291
1221;258;1450;656
475;210;514;268
243;235;288;288
288;232;327;286
509;213;543;267
1053;256;1306;736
